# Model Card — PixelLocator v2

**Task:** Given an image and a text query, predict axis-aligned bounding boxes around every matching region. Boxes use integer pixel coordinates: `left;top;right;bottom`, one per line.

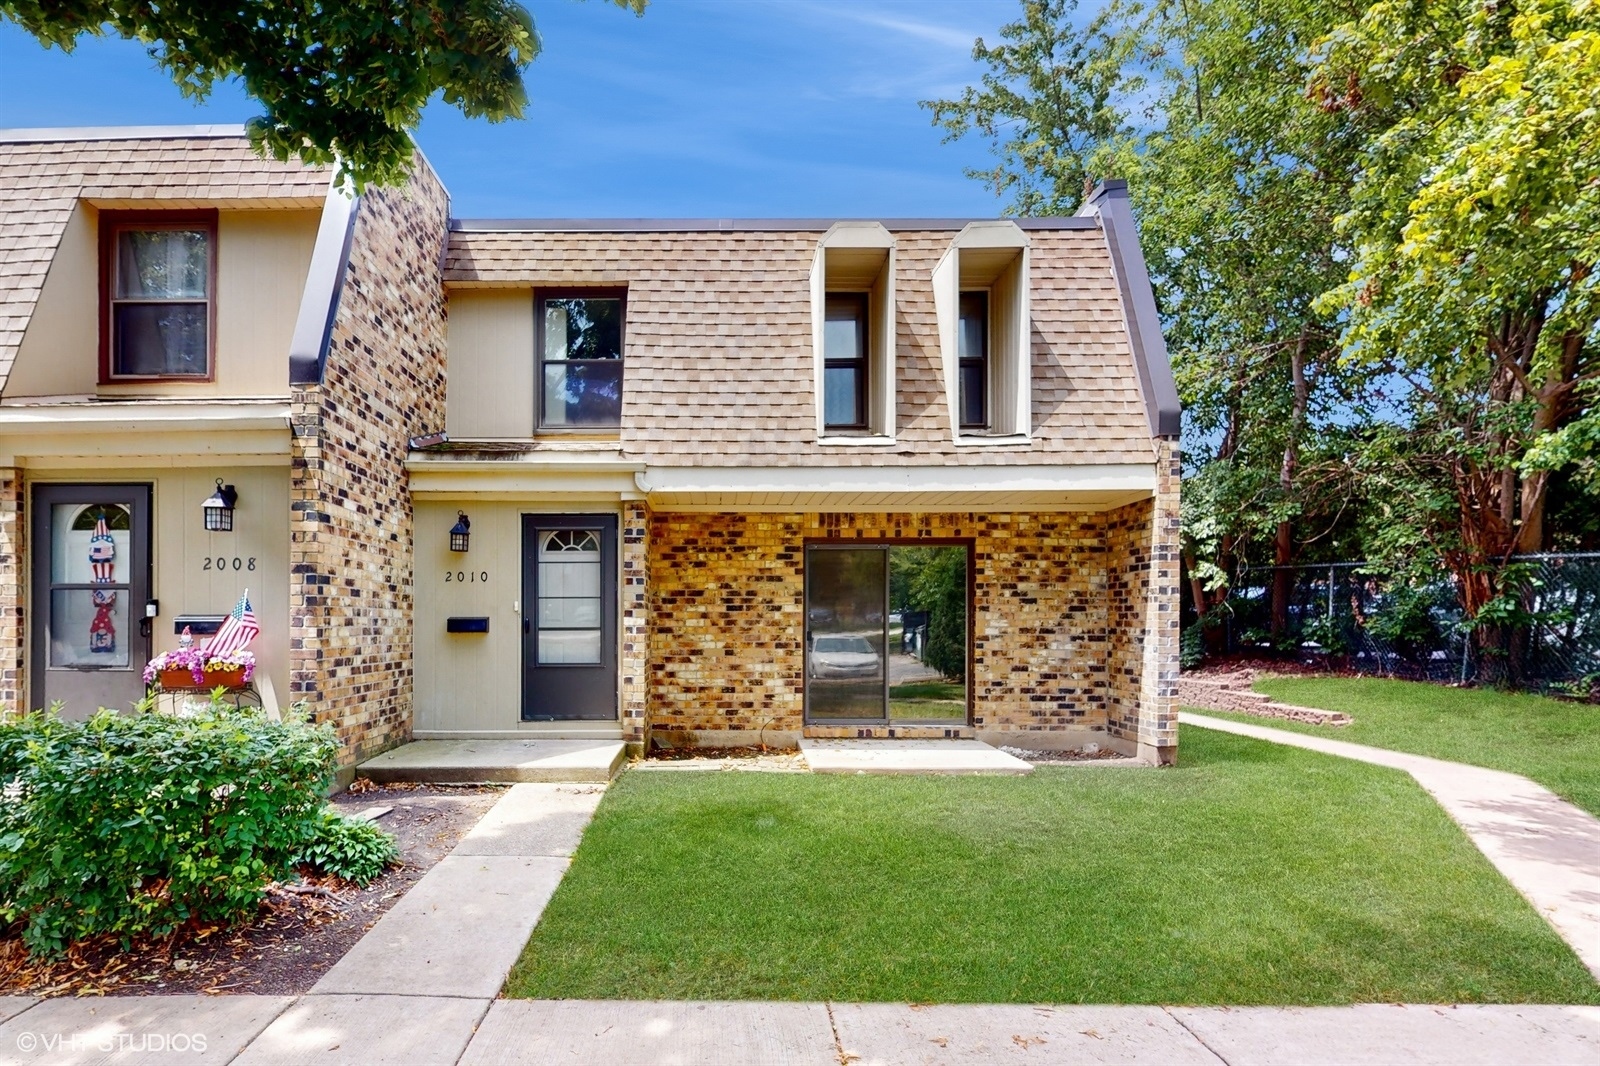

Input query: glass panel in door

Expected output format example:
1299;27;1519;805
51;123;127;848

805;547;888;722
31;485;153;717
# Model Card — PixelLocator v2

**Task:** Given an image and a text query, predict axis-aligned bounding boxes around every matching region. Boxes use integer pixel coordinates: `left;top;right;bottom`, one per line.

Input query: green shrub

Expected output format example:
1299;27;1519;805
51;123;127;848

293;808;398;885
0;700;338;957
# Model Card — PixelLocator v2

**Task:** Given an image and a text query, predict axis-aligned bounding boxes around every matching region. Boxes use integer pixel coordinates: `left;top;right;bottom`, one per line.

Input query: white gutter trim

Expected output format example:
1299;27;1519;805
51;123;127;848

633;464;1156;495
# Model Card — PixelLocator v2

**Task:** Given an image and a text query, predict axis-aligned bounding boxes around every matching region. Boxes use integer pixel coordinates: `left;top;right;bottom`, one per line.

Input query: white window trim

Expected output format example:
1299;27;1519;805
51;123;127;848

811;222;896;443
932;221;1031;445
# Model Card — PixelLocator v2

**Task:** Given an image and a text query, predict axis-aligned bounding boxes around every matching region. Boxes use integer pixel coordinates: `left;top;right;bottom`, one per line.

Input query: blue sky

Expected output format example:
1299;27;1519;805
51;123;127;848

0;0;1021;219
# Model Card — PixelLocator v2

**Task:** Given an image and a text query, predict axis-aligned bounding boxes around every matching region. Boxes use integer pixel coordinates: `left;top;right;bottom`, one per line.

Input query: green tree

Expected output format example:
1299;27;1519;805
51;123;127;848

1312;0;1600;679
0;0;646;188
926;0;1370;648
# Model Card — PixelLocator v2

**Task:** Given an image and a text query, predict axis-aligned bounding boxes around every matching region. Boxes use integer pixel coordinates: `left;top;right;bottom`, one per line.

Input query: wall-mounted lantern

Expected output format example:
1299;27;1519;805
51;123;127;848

201;480;239;532
449;511;471;553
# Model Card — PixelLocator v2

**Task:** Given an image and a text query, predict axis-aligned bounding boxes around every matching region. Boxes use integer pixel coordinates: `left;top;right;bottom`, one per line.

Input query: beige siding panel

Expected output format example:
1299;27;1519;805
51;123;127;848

6;203;98;398
445;290;535;438
7;209;318;400
413;498;625;731
27;465;291;707
413;500;526;731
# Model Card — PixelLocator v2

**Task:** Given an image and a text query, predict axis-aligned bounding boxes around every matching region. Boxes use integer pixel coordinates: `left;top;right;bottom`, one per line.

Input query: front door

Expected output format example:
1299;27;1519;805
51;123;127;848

30;484;154;717
521;514;618;721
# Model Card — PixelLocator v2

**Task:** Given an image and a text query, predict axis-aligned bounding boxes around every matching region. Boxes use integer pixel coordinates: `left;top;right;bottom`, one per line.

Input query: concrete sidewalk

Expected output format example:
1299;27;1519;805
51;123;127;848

1;997;1598;1065
1183;712;1600;981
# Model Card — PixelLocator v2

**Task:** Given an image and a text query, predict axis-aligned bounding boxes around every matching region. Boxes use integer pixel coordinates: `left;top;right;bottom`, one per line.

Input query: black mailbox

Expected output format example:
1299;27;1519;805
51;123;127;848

175;614;226;636
446;617;490;634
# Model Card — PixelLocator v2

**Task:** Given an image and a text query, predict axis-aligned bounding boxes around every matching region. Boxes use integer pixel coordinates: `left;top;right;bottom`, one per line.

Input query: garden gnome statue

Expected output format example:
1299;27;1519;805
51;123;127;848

178;626;194;650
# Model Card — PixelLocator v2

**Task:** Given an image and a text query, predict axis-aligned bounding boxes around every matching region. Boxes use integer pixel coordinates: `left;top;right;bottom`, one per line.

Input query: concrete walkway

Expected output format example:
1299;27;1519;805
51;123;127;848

2;997;1598;1064
1184;711;1600;981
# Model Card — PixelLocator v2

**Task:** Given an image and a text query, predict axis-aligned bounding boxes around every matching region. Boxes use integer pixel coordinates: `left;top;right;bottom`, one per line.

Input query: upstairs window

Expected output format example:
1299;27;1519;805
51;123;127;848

932;222;1030;440
812;222;895;440
823;293;869;430
101;212;215;380
958;292;988;429
538;292;624;430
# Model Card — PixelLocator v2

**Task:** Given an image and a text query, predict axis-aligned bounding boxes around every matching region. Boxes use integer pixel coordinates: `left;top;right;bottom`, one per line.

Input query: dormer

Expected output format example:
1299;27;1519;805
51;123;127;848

811;222;895;443
932;221;1030;443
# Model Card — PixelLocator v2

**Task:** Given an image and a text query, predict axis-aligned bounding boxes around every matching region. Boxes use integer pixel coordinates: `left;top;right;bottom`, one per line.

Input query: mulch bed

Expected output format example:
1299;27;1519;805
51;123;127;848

998;745;1134;764
0;780;503;997
642;744;807;773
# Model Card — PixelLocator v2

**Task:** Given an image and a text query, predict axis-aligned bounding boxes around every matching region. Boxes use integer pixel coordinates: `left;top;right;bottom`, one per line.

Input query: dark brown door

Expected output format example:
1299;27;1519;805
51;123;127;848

30;484;154;717
521;514;618;721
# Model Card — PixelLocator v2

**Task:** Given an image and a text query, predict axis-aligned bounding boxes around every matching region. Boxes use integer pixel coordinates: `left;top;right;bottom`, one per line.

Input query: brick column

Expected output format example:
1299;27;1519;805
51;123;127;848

0;468;22;714
621;500;650;754
1136;436;1181;763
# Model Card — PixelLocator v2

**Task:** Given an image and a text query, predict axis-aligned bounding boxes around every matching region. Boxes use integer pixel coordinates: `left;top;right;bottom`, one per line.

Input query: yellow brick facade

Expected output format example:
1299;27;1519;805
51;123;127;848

644;498;1178;758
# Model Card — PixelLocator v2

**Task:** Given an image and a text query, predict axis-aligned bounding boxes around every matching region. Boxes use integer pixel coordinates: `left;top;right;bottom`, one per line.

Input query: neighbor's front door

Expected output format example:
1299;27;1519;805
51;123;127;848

30;484;154;717
521;514;618;721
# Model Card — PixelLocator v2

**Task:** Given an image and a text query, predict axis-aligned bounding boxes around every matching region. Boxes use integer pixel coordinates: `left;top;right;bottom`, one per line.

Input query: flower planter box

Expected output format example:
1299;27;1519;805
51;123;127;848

157;666;247;691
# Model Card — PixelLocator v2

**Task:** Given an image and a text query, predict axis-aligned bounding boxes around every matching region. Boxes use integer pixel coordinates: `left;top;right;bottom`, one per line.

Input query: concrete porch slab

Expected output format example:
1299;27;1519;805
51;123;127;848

357;739;625;784
799;739;1033;775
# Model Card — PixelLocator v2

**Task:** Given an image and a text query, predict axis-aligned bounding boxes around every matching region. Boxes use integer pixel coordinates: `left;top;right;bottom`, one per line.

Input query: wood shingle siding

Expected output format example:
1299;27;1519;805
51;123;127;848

0;130;331;393
443;228;1157;466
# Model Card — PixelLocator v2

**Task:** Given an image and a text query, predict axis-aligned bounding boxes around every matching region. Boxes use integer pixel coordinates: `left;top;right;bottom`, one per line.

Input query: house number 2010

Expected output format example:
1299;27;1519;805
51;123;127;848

203;557;256;571
445;571;490;583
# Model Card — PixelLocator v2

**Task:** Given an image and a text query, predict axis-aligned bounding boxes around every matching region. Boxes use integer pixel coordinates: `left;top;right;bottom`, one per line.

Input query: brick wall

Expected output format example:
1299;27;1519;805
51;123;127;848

289;164;449;765
1103;437;1181;762
647;509;1175;750
0;468;21;712
621;501;649;750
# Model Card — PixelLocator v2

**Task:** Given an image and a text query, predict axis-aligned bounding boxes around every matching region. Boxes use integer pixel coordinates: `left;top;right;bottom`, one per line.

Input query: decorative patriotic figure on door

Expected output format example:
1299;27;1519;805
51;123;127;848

87;510;117;655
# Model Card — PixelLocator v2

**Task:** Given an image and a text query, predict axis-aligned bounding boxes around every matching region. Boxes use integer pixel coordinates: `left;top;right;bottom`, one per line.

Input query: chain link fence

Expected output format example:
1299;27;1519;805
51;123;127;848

1198;553;1600;696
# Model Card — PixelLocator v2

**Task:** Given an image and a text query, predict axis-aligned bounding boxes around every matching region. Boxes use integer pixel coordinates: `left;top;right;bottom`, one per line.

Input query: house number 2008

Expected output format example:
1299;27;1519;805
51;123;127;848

202;557;256;571
445;571;489;583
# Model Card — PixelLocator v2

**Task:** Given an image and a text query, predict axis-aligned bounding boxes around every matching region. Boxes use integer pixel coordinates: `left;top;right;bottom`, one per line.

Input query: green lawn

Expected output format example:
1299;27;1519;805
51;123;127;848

1201;677;1600;818
888;680;965;720
506;726;1598;1005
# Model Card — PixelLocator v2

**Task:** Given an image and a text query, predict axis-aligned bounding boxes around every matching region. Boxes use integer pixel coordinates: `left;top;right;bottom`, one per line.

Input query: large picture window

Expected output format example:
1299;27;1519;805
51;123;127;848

823;292;868;430
101;212;216;380
538;293;624;430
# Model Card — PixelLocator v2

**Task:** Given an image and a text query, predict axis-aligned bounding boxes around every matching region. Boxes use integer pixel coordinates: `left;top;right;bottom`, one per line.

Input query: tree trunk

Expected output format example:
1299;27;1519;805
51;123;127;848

1270;329;1310;641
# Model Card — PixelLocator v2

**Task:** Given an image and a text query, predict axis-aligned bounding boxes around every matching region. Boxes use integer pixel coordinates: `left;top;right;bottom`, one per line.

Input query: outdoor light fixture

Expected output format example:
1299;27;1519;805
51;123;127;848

201;480;239;532
449;511;471;553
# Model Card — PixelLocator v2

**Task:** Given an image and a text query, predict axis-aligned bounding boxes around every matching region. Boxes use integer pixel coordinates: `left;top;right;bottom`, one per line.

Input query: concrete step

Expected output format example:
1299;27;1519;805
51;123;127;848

799;738;1033;775
358;739;626;784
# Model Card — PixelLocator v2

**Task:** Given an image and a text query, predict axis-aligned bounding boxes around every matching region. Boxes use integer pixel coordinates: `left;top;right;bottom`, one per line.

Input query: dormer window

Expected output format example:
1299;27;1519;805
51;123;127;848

933;222;1030;441
811;222;896;441
101;211;216;381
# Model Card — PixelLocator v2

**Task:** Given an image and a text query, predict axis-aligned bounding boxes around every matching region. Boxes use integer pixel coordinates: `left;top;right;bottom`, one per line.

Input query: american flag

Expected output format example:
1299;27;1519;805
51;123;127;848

207;590;259;656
